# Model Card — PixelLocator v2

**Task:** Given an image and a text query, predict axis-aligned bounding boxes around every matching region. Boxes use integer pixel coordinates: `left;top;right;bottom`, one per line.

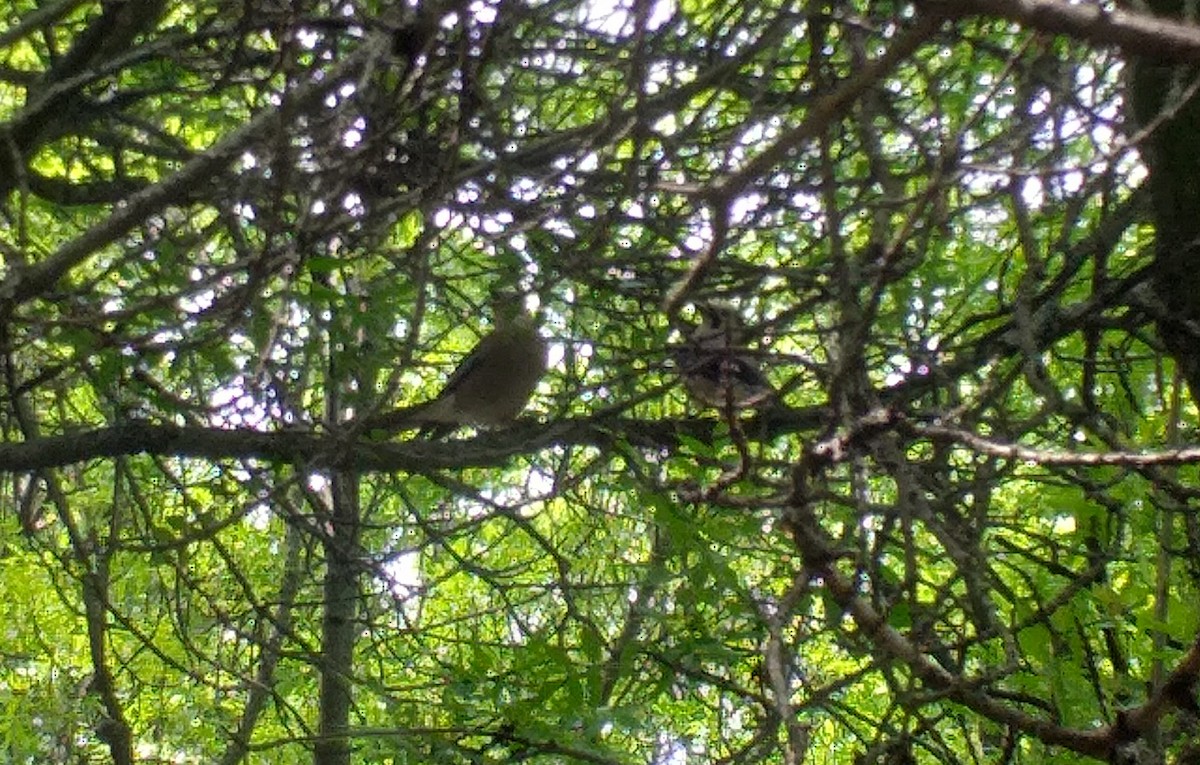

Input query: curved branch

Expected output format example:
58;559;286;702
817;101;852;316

782;498;1110;759
919;0;1200;64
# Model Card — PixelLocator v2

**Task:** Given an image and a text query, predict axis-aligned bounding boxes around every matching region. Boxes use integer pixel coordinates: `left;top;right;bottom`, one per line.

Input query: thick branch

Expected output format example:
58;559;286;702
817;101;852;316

918;0;1200;64
0;421;520;472
0;412;825;473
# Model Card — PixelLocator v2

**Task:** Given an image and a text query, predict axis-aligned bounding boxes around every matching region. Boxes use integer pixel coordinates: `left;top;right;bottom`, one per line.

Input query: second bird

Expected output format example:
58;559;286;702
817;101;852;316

678;303;776;411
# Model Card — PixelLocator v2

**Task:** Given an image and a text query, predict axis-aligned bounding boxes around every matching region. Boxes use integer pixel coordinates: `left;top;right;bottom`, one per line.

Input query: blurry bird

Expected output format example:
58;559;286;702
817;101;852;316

365;300;547;435
678;303;776;410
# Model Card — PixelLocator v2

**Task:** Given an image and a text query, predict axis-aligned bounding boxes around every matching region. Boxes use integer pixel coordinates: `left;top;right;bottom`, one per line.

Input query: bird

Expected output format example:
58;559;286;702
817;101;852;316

364;301;547;435
677;303;776;411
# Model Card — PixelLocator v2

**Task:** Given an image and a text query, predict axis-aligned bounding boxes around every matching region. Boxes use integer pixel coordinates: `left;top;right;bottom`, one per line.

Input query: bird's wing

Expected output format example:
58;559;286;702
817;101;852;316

436;330;503;398
360;332;502;431
681;350;776;409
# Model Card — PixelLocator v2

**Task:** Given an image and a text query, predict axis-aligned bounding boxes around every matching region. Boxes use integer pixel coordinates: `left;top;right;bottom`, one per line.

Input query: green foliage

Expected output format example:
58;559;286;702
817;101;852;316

2;0;1199;764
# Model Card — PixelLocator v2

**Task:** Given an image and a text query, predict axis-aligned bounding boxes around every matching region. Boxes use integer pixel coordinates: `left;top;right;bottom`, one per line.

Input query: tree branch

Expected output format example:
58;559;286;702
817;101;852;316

918;0;1200;64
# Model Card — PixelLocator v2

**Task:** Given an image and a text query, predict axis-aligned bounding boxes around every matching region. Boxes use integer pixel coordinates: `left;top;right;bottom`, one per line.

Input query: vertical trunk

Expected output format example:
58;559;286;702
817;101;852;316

1127;6;1200;399
314;471;361;765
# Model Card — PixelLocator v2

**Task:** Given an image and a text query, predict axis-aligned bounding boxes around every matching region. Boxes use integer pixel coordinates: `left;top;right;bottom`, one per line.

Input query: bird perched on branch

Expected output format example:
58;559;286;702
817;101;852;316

677;303;776;411
365;300;547;435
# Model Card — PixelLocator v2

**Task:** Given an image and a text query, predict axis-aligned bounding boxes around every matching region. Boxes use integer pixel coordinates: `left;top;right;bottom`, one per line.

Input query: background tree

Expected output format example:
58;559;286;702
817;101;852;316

1;1;1198;764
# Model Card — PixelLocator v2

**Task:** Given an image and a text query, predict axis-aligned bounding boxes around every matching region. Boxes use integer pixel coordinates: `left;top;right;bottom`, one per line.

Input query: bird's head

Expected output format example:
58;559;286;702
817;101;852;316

489;289;540;329
691;301;744;346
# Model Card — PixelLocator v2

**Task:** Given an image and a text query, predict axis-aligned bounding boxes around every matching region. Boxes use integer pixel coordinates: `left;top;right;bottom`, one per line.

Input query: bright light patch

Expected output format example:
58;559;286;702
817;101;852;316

384;550;423;599
578;0;675;36
1052;515;1076;534
730;193;764;225
297;28;320;49
469;0;497;23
